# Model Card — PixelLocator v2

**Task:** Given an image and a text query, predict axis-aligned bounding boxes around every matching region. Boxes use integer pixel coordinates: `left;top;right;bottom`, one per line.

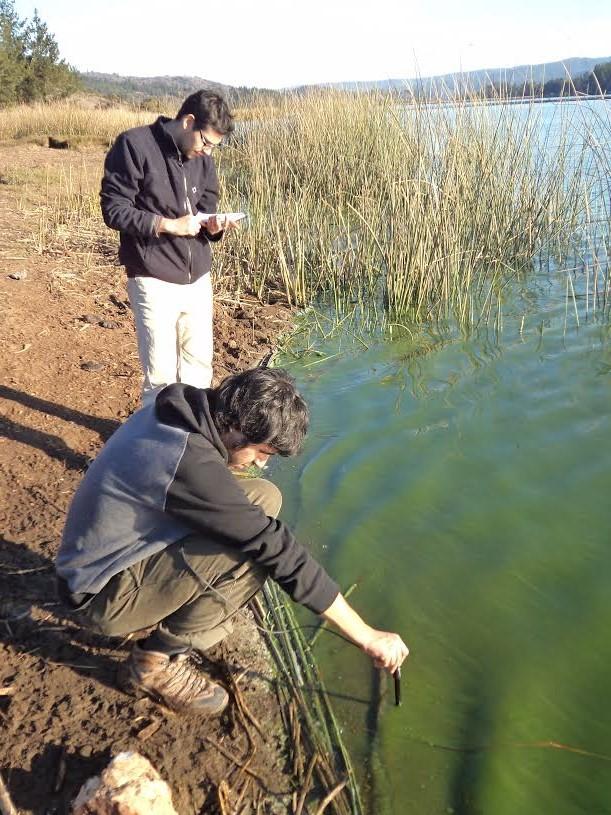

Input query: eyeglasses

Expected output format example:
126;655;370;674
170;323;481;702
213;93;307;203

199;130;223;152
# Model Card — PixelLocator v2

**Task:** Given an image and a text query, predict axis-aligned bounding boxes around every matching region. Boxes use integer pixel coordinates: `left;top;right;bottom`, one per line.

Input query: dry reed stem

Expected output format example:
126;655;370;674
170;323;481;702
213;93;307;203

314;779;349;815
217;779;232;815
53;745;67;794
203;736;285;795
234;775;252;812
294;752;319;815
2;565;52;575
136;719;162;742
225;664;265;739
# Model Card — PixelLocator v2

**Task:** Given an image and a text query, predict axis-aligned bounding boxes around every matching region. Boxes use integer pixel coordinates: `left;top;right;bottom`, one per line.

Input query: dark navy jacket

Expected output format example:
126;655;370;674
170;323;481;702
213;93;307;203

100;116;222;284
56;385;339;616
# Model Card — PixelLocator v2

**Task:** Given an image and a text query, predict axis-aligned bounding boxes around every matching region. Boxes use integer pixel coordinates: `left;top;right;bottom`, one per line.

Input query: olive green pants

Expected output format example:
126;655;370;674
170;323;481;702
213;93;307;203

79;476;281;652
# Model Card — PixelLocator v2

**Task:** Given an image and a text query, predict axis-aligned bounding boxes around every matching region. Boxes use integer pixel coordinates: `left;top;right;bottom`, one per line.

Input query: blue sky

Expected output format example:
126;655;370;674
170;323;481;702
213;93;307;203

13;0;611;89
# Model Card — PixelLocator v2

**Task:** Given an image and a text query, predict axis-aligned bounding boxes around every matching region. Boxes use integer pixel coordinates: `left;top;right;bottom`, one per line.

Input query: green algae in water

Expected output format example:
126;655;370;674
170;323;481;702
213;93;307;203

271;264;611;814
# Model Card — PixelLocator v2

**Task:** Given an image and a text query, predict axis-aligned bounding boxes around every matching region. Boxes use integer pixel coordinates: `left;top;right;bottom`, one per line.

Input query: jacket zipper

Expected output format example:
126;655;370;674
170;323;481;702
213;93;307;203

178;156;193;283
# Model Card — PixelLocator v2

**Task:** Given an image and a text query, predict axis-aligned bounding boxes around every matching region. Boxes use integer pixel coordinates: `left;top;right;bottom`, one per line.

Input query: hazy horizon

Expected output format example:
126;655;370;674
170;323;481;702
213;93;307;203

79;54;611;92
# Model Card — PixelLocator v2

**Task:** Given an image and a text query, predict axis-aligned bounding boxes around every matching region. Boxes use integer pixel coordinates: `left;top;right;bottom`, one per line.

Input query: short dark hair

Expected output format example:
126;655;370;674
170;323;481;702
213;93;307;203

176;90;234;136
212;368;309;457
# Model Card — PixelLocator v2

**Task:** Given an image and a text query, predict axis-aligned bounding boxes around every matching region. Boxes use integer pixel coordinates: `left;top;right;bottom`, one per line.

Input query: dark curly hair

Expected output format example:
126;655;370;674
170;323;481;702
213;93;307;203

211;368;309;457
176;90;234;136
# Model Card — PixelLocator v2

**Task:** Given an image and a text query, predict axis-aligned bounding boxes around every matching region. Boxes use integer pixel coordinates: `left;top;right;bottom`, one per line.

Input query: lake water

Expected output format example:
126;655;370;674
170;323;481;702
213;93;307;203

272;100;611;814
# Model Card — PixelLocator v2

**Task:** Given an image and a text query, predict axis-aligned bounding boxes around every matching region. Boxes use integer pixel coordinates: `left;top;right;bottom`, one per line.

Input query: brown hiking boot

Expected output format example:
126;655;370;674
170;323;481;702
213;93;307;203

117;643;229;716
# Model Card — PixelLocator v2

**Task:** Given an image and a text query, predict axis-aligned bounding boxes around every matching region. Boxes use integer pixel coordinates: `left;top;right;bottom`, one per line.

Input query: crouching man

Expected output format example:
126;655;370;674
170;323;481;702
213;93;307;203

55;368;408;715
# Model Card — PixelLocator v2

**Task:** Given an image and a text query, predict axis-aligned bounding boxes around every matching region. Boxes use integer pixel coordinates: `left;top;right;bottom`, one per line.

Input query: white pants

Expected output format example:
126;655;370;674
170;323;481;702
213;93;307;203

127;273;213;408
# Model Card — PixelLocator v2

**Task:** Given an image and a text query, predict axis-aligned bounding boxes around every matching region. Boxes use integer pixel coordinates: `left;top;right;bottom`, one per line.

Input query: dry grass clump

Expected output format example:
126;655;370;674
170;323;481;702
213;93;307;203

0;100;157;143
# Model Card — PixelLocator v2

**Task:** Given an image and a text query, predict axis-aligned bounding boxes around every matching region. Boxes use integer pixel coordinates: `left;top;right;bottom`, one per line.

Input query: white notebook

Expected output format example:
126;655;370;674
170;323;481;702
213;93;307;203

195;211;246;224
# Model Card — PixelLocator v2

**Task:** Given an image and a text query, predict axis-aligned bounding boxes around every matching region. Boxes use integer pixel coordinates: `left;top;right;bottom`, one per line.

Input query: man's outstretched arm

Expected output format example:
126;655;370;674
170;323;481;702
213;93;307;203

321;593;409;674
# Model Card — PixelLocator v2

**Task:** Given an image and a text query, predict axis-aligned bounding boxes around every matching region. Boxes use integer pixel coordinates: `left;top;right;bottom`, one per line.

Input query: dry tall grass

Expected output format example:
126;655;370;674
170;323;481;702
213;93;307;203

6;92;607;325
0;100;158;142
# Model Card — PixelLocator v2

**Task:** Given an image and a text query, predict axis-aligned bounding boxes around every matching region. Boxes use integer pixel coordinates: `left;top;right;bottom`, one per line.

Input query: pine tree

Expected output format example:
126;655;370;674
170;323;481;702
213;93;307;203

591;61;611;95
0;0;80;105
0;0;26;105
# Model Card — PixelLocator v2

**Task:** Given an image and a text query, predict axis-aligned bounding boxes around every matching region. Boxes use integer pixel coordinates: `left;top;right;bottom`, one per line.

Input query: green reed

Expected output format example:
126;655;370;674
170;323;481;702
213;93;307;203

215;90;597;325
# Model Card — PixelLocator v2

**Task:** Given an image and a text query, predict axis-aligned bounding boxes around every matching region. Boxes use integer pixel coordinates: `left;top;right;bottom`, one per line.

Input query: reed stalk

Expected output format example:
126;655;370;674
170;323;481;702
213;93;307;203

215;89;602;325
256;583;364;815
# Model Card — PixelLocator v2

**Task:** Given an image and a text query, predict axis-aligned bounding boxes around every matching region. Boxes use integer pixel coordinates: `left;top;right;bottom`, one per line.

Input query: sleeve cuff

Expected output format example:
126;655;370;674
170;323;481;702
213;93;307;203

298;577;340;616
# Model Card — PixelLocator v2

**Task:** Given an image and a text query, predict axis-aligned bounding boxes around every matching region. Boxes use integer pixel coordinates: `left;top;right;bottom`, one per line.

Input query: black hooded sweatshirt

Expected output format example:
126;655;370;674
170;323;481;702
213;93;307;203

56;384;339;615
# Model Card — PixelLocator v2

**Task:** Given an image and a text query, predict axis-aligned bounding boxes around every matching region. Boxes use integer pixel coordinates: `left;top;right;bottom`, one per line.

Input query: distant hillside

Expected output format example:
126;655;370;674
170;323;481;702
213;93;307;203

314;56;611;93
80;56;611;105
79;72;279;106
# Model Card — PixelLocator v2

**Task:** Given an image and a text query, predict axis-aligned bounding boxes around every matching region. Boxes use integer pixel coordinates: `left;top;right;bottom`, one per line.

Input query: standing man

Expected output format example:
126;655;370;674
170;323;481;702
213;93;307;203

56;368;409;716
101;90;235;406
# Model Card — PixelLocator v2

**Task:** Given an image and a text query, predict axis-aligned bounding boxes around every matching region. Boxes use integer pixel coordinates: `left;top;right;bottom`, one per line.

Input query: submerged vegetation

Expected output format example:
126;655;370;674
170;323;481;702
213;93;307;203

3;90;609;328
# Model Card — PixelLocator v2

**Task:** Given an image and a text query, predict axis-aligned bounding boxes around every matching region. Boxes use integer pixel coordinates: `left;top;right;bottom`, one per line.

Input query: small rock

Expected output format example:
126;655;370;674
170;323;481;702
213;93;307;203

99;320;120;330
80;745;93;758
81;314;101;324
80;361;106;372
72;752;178;815
8;271;27;280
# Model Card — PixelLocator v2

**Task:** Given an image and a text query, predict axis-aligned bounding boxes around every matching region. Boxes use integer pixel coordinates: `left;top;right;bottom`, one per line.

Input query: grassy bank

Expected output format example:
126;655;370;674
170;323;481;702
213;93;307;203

4;91;607;326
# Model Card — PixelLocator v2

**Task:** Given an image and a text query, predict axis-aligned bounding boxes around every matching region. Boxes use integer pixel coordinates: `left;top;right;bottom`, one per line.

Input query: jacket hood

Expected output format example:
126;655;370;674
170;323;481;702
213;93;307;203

155;384;228;462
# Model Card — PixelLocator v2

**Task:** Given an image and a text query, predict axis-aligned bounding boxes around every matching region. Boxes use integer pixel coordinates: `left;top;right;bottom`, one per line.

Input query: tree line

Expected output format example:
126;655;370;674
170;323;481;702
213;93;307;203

79;72;282;109
480;60;611;99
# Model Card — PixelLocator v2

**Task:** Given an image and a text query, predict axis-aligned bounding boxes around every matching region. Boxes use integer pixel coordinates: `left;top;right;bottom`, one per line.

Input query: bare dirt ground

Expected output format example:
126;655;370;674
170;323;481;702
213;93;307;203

0;143;302;814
